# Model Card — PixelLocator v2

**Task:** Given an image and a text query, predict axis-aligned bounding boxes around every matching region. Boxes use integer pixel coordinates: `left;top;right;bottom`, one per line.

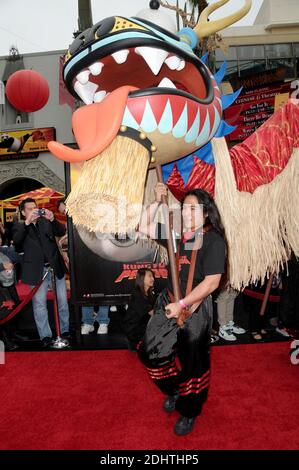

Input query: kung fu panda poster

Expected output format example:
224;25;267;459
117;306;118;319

66;162;167;305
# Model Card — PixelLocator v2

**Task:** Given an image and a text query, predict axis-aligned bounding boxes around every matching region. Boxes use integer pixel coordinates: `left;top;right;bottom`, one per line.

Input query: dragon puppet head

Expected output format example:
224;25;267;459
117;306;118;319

48;0;252;233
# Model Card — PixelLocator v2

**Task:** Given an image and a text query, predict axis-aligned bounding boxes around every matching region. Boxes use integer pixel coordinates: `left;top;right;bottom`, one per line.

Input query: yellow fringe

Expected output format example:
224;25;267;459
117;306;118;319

213;137;299;290
66;136;149;234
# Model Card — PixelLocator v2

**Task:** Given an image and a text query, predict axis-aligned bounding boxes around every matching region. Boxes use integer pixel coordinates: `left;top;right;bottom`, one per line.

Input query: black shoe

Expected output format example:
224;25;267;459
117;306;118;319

1;331;19;351
61;332;71;339
41;337;52;348
13;332;31;342
4;338;19;351
174;415;196;436
210;334;219;344
163;393;179;413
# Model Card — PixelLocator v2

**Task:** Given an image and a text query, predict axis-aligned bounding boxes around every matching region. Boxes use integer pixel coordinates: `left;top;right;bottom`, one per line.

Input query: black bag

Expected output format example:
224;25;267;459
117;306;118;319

139;234;207;367
138;290;179;367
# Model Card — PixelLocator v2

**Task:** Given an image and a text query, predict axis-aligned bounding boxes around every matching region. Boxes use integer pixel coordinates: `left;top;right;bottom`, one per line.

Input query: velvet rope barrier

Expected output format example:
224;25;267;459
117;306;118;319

0;268;51;326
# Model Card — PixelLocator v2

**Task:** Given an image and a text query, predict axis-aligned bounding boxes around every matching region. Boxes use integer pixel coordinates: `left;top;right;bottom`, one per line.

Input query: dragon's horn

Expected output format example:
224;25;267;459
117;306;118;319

194;0;252;39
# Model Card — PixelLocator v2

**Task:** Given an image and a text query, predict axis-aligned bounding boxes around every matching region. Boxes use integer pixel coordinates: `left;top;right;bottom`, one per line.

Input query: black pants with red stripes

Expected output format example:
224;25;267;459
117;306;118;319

138;299;211;419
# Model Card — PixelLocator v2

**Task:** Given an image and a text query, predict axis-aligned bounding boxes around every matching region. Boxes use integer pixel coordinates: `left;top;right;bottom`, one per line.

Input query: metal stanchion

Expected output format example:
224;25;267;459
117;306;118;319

49;267;69;349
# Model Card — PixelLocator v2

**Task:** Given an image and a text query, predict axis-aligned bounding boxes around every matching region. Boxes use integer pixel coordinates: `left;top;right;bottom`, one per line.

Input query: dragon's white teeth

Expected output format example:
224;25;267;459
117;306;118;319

89;62;104;75
76;70;90;85
93;90;107;103
74;80;98;104
176;59;185;71
165;55;181;70
75;48;185;103
112;49;130;64
158;77;176;88
135;46;168;75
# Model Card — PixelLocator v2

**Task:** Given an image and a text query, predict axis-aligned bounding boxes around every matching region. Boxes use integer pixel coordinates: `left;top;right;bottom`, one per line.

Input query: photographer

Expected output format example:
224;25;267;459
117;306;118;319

12;198;70;347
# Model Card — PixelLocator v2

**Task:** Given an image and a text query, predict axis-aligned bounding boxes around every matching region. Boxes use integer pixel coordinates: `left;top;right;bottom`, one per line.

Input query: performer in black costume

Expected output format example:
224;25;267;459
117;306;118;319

138;183;226;436
123;268;156;351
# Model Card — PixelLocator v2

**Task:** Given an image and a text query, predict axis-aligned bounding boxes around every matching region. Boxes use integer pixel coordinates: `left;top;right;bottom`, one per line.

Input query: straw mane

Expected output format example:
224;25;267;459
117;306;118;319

66;136;150;234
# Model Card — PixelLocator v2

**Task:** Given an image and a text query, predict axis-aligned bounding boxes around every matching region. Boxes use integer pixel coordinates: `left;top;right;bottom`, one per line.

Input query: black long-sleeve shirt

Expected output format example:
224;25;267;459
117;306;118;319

123;288;156;344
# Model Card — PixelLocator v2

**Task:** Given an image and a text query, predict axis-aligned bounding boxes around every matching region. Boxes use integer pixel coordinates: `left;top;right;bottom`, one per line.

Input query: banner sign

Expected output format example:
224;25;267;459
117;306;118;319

224;81;292;142
0;127;55;159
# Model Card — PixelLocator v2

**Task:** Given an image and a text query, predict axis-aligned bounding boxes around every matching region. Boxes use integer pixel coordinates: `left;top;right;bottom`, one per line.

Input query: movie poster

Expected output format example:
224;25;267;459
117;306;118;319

0;127;56;160
66;163;167;305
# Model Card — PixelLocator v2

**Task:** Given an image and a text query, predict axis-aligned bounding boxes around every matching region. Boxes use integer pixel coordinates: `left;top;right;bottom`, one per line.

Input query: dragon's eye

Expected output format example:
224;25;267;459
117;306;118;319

68;17;116;56
94;17;116;38
69;32;87;55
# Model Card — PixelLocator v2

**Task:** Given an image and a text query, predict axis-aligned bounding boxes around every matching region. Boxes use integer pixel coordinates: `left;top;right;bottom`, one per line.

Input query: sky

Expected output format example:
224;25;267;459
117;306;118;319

0;0;264;56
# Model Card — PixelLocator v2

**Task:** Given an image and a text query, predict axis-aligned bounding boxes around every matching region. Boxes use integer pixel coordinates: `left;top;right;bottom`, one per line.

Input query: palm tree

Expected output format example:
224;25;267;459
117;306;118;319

188;0;208;22
160;0;225;71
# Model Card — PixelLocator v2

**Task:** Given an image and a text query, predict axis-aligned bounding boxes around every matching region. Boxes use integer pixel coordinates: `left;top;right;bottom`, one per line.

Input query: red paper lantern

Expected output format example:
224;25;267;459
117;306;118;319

6;69;50;112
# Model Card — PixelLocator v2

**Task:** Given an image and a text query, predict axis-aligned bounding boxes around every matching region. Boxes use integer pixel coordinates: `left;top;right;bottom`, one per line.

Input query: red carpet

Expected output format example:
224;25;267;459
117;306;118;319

0;343;298;450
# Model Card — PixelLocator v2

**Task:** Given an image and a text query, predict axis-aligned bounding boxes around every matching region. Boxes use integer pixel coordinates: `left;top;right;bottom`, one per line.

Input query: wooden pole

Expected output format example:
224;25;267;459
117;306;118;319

155;164;180;302
259;273;274;316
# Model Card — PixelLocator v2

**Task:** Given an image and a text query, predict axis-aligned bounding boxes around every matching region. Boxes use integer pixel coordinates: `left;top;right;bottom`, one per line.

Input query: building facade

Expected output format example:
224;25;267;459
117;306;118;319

0;49;74;198
217;0;299;83
1;0;298;198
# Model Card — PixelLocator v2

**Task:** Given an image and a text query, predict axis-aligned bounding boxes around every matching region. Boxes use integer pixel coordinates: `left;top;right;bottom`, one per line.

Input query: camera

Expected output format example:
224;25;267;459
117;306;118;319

37;208;46;216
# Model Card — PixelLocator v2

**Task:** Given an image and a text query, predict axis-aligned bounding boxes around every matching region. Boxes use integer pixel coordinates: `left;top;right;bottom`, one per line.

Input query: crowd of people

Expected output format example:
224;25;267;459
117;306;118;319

0;185;298;436
0;188;297;353
0;198;70;349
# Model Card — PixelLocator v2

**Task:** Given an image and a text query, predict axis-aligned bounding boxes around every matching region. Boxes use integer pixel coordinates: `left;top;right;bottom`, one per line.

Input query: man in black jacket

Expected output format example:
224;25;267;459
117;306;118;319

12;198;69;347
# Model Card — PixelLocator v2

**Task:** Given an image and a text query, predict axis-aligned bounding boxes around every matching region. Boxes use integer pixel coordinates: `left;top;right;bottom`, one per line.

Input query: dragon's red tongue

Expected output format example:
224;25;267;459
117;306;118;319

48;86;137;163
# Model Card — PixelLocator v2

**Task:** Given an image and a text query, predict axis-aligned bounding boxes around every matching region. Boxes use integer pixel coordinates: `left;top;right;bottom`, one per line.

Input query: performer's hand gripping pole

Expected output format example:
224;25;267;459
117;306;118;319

155;164;180;303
